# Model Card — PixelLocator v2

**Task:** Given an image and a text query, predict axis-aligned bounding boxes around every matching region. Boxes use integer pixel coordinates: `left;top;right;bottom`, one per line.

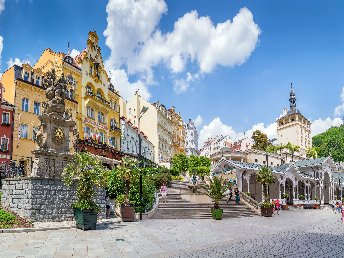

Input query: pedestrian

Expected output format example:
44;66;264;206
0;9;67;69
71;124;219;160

234;188;240;205
160;182;168;203
335;201;340;214
342;206;344;224
105;196;111;219
226;187;233;204
275;199;281;215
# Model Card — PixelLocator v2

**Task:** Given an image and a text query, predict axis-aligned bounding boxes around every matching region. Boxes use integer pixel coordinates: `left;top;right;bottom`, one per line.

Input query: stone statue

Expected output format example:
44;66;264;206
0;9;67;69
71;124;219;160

31;68;76;178
43;69;68;117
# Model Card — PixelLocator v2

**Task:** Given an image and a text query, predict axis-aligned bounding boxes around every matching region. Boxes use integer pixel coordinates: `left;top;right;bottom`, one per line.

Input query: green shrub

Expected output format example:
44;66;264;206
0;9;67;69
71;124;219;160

172;175;184;181
260;201;274;208
0;209;17;228
152;172;172;189
298;194;305;200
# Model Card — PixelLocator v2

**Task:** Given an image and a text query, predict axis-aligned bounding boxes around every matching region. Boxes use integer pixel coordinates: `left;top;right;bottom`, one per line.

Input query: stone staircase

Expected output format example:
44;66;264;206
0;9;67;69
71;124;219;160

151;180;257;219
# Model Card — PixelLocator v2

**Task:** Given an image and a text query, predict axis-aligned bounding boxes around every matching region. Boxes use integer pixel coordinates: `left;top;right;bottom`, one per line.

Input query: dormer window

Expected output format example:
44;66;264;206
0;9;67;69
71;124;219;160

23;71;29;81
35;76;41;85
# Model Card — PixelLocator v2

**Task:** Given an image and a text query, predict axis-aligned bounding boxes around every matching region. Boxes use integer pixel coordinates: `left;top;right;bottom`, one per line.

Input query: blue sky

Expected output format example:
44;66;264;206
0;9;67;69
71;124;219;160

0;0;343;146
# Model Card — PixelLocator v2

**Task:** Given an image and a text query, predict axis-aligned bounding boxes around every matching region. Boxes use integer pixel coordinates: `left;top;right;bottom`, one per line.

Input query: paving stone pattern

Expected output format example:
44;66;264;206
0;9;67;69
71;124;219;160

0;208;343;257
1;177;106;222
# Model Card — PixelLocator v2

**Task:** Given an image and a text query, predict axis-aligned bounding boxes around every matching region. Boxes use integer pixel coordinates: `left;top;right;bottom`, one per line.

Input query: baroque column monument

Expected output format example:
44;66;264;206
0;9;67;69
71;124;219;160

1;69;105;222
31;69;75;178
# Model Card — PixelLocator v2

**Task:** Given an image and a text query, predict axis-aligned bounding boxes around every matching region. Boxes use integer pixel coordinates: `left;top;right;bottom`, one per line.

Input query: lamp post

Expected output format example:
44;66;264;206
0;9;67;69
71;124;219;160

138;106;149;221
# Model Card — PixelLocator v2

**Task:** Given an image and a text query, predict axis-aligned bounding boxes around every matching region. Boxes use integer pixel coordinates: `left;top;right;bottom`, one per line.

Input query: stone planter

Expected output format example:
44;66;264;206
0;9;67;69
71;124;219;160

74;208;97;230
261;207;274;217
121;205;135;222
281;204;289;210
211;208;223;220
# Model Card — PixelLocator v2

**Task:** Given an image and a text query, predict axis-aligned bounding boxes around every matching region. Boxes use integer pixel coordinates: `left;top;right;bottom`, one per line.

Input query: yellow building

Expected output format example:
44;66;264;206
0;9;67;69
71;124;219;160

169;106;185;156
74;31;121;162
1;55;79;175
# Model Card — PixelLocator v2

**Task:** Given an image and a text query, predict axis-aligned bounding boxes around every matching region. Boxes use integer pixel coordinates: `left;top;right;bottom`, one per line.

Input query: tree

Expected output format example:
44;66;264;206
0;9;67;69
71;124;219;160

62;152;109;211
171;153;188;176
252;130;269;151
306;147;318;159
256;166;275;203
266;145;278;154
187;155;211;178
205;176;227;209
312;125;344;162
285;142;300;162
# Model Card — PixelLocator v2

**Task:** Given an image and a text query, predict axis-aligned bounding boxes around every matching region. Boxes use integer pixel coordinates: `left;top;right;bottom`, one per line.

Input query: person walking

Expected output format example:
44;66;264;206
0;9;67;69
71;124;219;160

341;206;344;224
234;188;240;205
275;199;281;215
226;187;233;204
160;182;168;204
105;196;111;219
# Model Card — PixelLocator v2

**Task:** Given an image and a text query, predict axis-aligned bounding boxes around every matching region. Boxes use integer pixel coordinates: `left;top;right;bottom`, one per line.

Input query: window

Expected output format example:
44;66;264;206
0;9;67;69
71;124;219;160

96;90;102;99
2;112;10;124
86;85;92;94
254;159;258;163
20;124;28;139
98;111;105;124
110;118;117;128
89;65;93;76
99;132;105;143
22;98;29;112
86;106;94;119
110;137;116;147
34;101;41;115
69;89;74;99
23;71;29;81
0;137;9;152
32;126;40;140
35;76;41;85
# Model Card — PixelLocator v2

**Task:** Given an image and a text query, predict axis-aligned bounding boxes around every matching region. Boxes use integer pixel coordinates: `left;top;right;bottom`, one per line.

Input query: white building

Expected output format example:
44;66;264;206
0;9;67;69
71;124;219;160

200;135;232;158
120;117;154;162
123;92;174;167
277;84;311;157
184;119;199;156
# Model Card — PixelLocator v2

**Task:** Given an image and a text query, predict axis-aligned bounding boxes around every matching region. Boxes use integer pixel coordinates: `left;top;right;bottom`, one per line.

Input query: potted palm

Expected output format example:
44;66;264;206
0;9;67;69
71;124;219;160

108;157;138;222
205;176;227;220
256;166;275;217
281;193;289;210
62;152;108;230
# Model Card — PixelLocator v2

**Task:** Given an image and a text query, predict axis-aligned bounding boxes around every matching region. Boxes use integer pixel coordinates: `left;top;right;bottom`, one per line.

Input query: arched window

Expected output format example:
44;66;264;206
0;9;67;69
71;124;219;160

86;85;92;94
98;111;105;124
96;90;102;99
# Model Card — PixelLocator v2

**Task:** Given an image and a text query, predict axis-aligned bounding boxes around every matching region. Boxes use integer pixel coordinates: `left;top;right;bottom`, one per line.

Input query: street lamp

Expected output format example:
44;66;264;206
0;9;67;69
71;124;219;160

139;106;149;221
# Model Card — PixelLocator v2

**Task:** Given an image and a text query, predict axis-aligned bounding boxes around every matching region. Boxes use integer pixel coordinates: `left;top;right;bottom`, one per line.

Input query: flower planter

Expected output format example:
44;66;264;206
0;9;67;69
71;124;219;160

121;205;135;222
281;204;288;210
211;208;223;220
313;204;320;209
74;208;97;230
261;207;274;217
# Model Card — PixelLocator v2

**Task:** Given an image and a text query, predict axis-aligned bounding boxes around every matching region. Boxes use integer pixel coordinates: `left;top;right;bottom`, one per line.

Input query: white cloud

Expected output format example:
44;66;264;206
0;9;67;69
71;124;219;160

311;117;343;136
194;115;203;128
104;0;260;98
0;0;5;15
70;49;80;58
173;72;200;94
334;87;344;117
7;57;31;68
108;68;150;101
199;117;276;148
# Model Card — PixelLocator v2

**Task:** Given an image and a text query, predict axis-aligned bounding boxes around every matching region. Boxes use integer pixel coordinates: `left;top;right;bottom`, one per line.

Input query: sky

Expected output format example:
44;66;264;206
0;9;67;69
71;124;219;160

0;0;343;147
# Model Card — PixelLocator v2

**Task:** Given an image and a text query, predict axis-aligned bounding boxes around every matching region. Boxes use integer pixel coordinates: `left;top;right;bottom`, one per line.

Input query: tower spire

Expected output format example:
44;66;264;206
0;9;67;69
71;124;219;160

289;82;296;111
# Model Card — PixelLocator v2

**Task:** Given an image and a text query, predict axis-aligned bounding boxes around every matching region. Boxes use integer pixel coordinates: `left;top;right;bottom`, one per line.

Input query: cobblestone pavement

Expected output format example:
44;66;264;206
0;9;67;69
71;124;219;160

0;207;343;257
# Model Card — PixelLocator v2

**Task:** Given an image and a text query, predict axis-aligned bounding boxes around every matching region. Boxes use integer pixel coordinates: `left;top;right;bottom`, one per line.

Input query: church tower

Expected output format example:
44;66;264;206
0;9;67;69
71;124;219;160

277;84;312;157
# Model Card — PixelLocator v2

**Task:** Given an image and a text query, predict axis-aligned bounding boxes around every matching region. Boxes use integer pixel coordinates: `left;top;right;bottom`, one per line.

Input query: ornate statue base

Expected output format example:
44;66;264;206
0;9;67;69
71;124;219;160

31;113;75;178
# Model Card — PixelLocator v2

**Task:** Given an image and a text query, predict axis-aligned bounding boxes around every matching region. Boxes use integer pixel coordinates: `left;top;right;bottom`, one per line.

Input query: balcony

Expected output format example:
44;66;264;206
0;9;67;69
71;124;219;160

1;122;11;126
110;125;121;133
85;91;111;107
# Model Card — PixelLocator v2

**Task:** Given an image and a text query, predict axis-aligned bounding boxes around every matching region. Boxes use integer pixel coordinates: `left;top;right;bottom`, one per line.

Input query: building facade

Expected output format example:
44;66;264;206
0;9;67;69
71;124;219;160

200;135;232;158
277;84;311;156
120;117;154;161
1;61;78;175
169;106;185;156
0;83;14;167
184;119;199;156
74;31;122;165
